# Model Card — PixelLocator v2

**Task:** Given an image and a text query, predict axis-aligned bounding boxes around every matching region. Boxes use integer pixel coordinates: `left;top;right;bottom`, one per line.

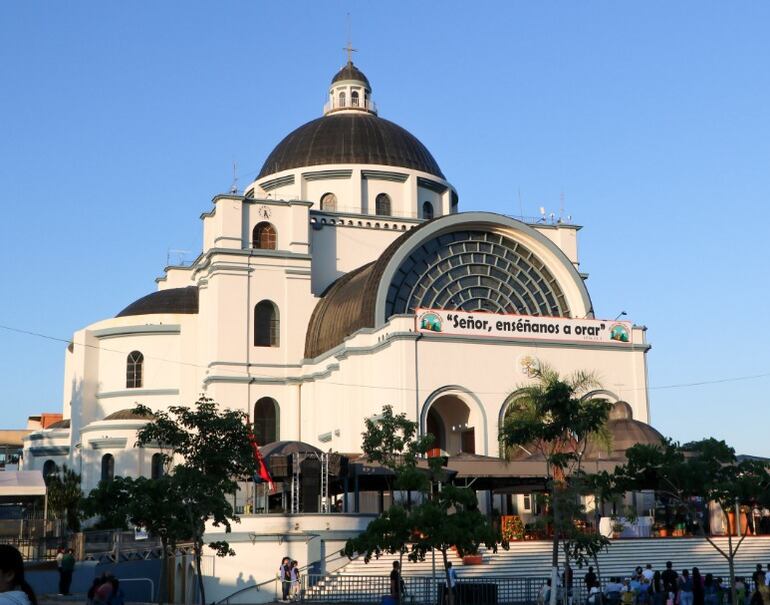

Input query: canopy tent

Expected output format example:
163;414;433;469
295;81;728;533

0;471;46;497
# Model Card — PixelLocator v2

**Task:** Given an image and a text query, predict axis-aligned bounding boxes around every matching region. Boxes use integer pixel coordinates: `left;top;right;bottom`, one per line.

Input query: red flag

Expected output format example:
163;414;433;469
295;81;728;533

247;426;275;492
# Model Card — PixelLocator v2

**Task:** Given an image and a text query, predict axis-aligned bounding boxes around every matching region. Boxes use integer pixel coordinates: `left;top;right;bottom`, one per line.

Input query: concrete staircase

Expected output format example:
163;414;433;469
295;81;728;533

303;537;770;602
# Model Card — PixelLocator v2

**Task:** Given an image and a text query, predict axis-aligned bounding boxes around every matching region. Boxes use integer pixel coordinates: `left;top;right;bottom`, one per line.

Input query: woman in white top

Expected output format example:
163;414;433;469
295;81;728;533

0;545;37;605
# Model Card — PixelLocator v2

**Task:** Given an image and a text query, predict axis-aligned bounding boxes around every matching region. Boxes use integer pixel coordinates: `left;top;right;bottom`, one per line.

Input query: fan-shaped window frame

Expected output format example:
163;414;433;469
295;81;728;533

422;201;434;220
253;397;280;445
254;300;280;347
101;453;115;483
252;222;277;250
126;351;143;389
320;192;337;212
351;90;360;107
375;193;391;217
338;91;346;107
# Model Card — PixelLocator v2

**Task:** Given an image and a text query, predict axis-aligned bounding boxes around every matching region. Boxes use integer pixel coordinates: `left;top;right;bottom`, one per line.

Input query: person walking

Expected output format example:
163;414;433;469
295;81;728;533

679;570;694;605
0;545;38;605
59;549;75;596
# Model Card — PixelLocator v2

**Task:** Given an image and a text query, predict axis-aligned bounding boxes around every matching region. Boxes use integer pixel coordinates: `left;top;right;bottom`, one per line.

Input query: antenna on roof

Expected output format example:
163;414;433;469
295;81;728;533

343;13;357;64
517;188;524;219
229;161;238;195
559;191;565;223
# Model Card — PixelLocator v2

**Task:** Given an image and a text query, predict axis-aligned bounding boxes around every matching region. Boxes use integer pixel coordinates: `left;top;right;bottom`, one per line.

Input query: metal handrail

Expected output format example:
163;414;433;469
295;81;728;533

217;550;352;604
117;577;155;602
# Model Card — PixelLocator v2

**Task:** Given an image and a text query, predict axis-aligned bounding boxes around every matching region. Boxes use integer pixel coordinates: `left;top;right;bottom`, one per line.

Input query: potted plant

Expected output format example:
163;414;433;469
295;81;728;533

611;520;624;539
501;515;525;542
461;546;484;565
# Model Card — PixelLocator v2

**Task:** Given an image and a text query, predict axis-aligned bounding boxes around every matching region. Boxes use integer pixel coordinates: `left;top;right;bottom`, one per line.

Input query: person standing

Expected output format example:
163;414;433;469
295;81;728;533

278;557;291;602
643;565;655;583
59;549;75;596
447;562;458;604
0;545;38;605
390;561;402;604
290;560;300;601
752;565;765;593
679;570;694;605
55;548;64;596
662;562;679;601
692;568;704;605
585;567;598;590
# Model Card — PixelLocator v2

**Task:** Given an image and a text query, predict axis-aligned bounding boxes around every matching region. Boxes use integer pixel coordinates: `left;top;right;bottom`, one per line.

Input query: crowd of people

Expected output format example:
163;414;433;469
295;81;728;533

572;561;770;605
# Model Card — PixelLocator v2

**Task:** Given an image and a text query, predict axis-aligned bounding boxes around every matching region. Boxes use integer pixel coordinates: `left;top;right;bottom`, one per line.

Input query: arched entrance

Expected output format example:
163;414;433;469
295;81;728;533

422;388;487;456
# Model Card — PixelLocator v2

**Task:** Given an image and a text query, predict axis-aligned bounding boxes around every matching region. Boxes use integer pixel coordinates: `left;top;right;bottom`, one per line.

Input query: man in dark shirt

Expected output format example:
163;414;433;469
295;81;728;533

752;564;765;592
585;566;598;590
390;561;402;604
661;561;679;595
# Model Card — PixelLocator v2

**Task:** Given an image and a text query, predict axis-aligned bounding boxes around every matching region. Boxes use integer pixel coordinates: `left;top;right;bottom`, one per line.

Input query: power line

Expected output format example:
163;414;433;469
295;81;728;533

0;322;767;394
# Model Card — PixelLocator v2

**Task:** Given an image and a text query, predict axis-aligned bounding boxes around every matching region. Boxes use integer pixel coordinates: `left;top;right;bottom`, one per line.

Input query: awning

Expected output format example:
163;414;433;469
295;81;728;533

0;471;46;497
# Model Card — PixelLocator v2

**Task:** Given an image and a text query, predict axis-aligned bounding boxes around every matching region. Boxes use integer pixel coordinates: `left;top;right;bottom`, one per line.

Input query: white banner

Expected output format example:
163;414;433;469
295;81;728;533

416;308;633;345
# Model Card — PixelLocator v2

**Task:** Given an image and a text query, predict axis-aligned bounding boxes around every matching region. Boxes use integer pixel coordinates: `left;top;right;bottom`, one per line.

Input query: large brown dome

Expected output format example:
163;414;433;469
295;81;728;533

257;113;445;180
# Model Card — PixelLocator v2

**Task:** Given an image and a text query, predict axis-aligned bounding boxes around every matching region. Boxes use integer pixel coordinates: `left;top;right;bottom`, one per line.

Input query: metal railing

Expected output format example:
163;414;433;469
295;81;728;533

299;574;588;605
324;98;378;114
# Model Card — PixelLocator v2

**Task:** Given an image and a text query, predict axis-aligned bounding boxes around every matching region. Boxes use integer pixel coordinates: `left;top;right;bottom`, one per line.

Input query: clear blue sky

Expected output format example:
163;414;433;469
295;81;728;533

1;2;768;454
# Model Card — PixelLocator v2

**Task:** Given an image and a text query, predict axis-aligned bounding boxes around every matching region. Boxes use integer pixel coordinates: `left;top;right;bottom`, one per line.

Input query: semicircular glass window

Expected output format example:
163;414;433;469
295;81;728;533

385;230;570;318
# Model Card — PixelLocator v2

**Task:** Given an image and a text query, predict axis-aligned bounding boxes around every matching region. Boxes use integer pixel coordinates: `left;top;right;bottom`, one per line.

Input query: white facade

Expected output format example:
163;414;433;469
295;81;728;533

21;59;653;601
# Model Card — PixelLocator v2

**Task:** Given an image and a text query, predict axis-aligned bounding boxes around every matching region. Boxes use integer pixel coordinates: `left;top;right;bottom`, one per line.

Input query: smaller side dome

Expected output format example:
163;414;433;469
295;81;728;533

103;409;155;421
608;400;634;420
116;286;198;317
331;61;370;89
47;419;71;430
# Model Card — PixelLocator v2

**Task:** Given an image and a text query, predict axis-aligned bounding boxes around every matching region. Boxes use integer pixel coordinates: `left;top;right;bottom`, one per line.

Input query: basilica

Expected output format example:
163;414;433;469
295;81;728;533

22;58;655;524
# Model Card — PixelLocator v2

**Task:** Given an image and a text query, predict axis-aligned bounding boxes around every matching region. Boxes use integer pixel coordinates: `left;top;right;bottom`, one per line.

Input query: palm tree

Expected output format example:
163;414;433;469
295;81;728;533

500;362;612;605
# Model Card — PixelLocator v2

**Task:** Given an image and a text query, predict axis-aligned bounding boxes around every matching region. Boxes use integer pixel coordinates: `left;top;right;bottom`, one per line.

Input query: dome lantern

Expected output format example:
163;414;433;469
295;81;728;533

324;49;377;116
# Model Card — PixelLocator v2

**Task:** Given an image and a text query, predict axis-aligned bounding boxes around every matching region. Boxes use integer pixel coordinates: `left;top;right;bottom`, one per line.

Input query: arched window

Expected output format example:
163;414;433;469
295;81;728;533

151;453;164;480
351;91;360;107
338;91;346;107
43;460;57;480
101;454;114;483
422;201;434;220
320;193;337;212
253;397;279;445
126;351;143;389
252;222;276;250
254;300;279;347
375;193;391;216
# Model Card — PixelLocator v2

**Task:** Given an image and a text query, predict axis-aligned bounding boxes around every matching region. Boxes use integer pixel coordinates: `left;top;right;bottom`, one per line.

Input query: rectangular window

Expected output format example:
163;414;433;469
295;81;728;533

523;494;532;512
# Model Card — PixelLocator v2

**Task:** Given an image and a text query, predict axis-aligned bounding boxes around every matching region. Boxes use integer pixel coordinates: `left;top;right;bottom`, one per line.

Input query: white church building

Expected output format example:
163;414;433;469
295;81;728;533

22;58;657;598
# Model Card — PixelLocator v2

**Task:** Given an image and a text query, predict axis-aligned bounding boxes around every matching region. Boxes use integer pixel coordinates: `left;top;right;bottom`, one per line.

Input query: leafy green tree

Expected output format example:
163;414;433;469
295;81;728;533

81;476;133;530
126;473;191;604
613;438;770;605
45;464;83;533
347;405;499;605
500;363;612;605
409;485;498;605
361;404;436;499
133;397;258;605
